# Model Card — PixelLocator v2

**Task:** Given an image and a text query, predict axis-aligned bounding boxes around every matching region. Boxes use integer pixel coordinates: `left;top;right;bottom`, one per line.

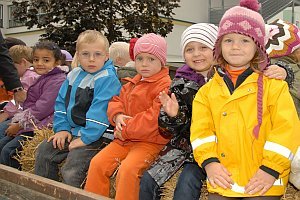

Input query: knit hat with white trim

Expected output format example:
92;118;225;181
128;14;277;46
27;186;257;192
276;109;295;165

181;23;218;57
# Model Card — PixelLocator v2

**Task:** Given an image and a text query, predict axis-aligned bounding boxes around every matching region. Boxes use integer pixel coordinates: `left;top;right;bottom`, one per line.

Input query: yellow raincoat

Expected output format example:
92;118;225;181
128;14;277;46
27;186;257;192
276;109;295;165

191;70;299;197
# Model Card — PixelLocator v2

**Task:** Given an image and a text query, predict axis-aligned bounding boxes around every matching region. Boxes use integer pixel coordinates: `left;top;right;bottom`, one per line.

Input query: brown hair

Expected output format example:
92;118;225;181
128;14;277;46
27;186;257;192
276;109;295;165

288;48;300;63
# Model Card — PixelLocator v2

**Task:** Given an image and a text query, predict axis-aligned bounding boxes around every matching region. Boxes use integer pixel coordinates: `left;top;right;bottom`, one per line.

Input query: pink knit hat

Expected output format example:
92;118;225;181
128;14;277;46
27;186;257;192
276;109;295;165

215;0;268;139
134;33;167;66
214;0;269;71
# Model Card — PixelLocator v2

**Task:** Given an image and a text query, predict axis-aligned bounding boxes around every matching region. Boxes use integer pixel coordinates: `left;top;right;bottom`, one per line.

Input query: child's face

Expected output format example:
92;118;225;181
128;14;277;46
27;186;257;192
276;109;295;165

221;33;257;69
33;49;59;75
78;39;109;73
135;52;162;78
184;41;214;73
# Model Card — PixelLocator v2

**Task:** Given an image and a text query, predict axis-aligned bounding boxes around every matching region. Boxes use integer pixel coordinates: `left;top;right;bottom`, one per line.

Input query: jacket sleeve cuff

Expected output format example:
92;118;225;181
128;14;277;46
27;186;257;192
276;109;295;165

260;165;280;179
202;157;220;170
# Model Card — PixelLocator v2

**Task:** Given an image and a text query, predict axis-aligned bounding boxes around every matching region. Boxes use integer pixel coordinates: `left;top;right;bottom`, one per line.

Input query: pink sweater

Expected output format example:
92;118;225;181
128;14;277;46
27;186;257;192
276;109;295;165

3;68;40;118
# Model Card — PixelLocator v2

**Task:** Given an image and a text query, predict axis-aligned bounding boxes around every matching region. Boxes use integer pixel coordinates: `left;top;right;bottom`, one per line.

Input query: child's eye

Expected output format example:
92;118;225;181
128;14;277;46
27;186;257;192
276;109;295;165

81;52;89;57
186;48;193;52
149;57;155;61
43;59;50;62
33;58;39;62
95;52;104;58
223;39;232;43
242;39;250;43
135;56;142;61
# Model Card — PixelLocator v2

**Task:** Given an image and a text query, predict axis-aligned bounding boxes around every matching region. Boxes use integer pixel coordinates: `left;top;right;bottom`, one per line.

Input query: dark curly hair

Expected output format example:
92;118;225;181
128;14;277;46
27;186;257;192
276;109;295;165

32;41;63;62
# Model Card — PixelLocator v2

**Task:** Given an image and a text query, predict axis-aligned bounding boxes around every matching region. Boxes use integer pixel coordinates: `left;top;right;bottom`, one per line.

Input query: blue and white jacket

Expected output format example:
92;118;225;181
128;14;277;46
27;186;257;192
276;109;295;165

54;60;121;145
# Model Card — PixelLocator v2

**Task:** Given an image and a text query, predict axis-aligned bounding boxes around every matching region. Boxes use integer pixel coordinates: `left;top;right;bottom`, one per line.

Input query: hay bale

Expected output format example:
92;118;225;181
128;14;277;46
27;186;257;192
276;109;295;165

15;127;54;173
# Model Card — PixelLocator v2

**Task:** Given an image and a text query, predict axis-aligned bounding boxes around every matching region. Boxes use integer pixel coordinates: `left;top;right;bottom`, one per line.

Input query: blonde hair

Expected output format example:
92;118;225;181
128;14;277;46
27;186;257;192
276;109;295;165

9;45;33;63
71;53;78;69
109;42;130;64
76;30;109;52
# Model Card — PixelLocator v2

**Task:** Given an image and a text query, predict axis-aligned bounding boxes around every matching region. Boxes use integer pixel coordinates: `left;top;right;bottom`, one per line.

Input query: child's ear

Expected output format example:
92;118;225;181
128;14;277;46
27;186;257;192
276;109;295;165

20;58;27;67
55;60;61;66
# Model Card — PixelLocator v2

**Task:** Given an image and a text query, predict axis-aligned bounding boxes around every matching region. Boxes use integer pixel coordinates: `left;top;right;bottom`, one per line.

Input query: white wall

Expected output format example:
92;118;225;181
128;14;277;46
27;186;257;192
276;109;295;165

166;0;210;62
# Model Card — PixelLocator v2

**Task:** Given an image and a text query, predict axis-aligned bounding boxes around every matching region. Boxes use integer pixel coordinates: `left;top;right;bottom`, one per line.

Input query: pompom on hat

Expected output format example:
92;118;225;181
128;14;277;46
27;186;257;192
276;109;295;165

129;38;139;61
180;23;218;57
215;0;269;139
214;0;269;71
134;33;167;66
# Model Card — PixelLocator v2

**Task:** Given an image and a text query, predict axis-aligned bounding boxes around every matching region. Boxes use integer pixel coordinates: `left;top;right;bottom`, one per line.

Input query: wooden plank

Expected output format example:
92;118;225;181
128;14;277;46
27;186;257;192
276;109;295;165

0;164;111;200
0;179;56;200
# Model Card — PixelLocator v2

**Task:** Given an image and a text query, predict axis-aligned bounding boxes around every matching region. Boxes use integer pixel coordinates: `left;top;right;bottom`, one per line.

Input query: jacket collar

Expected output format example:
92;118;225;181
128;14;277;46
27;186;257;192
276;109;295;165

175;64;207;86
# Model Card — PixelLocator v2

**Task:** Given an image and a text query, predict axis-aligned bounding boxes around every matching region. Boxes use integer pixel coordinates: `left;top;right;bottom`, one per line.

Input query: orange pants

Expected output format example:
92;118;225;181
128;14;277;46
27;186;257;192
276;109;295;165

85;141;163;200
0;86;13;102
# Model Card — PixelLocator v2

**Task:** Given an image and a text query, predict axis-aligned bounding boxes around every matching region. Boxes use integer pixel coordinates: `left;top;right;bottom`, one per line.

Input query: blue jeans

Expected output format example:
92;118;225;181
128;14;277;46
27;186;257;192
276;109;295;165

173;162;206;200
139;162;206;200
34;136;111;188
140;171;161;200
0;119;11;139
0;131;34;169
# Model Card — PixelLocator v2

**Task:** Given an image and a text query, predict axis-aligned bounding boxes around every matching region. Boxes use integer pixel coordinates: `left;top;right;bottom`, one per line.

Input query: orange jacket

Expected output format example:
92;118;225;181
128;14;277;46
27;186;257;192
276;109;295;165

108;67;171;145
0;79;13;102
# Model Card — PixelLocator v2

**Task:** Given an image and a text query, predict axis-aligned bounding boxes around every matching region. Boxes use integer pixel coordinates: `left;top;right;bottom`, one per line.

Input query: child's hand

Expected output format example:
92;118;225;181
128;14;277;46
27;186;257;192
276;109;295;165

114;130;125;141
48;131;72;150
69;137;85;151
5;122;21;137
245;169;276;195
14;90;27;105
0;112;9;123
205;162;233;189
264;65;287;80
159;91;179;117
114;113;132;132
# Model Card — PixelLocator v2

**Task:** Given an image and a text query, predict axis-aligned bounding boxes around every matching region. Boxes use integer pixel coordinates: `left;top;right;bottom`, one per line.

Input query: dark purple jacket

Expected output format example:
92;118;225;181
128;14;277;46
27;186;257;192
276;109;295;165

13;67;66;133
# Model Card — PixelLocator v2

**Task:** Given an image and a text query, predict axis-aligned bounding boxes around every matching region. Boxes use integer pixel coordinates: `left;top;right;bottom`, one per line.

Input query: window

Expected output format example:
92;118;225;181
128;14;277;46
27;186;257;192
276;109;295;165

8;5;26;28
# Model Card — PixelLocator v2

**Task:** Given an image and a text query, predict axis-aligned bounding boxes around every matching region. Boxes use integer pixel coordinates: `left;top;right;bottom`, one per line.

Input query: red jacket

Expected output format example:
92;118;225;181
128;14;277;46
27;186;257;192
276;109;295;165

108;67;171;145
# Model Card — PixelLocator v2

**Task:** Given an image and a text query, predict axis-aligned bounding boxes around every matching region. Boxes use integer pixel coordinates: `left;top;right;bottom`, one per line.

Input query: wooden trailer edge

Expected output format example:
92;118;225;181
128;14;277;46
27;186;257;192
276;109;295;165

0;164;111;200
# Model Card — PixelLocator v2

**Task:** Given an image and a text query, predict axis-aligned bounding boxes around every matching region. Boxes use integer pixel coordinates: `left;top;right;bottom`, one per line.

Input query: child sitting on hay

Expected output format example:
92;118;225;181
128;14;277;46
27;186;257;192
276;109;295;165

34;30;121;188
0;41;66;169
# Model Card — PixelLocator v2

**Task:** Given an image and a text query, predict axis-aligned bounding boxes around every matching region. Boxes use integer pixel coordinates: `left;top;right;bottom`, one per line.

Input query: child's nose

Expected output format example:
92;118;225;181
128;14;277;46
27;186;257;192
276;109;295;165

232;41;240;49
89;54;95;61
37;60;44;65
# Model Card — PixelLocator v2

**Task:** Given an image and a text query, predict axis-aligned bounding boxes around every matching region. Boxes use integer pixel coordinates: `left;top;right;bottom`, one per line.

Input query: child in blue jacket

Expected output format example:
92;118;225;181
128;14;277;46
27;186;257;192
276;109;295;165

34;30;121;188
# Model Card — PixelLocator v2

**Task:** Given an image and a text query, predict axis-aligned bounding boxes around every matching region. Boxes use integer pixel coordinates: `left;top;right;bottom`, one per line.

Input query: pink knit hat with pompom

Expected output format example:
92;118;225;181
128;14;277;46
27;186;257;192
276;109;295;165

214;0;269;71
